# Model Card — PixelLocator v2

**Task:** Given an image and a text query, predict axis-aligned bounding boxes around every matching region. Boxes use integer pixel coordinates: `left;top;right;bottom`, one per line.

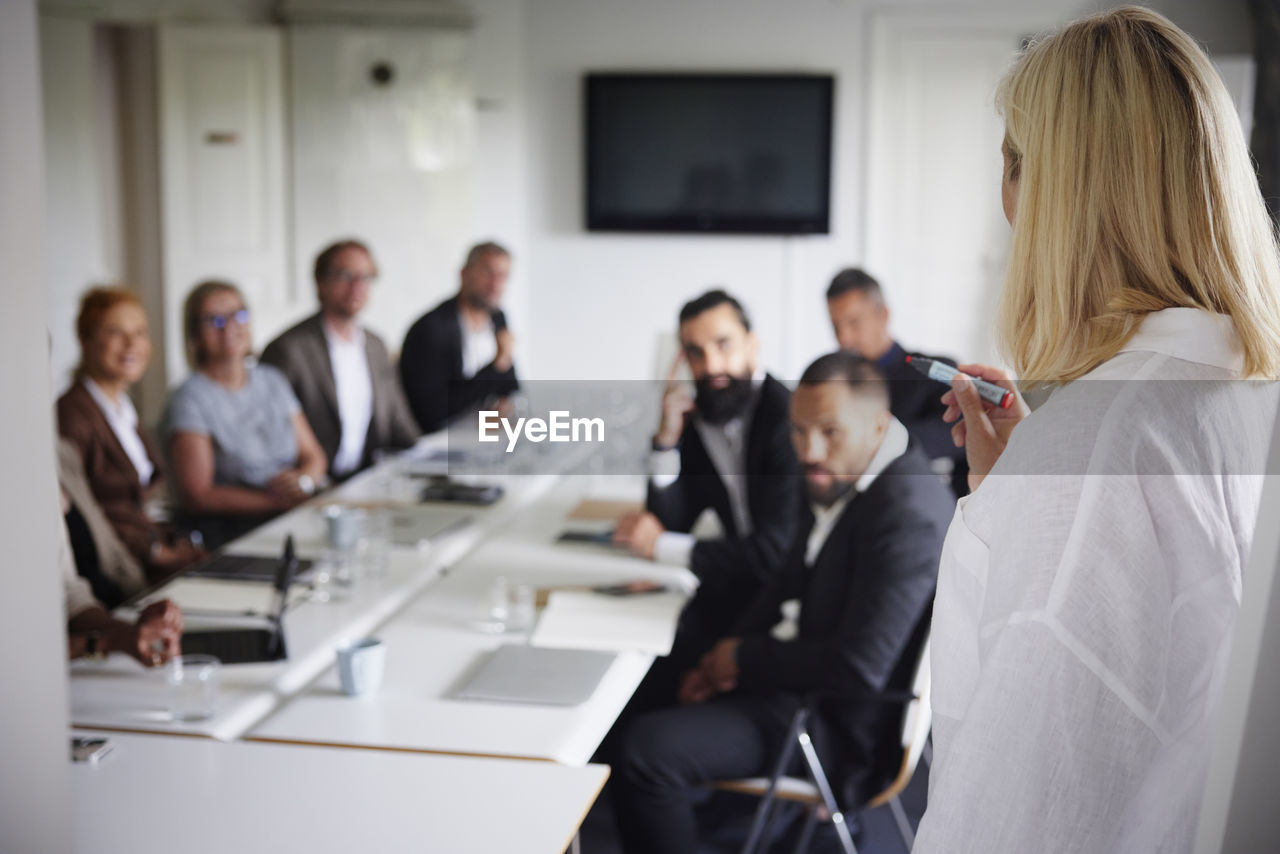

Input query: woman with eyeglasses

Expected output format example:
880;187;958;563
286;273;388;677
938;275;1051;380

162;280;328;548
56;287;204;582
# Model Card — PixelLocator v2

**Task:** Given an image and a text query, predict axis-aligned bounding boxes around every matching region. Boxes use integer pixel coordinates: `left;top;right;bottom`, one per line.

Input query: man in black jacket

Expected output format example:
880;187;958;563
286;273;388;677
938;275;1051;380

826;267;968;496
399;241;519;434
612;352;954;853
613;289;801;661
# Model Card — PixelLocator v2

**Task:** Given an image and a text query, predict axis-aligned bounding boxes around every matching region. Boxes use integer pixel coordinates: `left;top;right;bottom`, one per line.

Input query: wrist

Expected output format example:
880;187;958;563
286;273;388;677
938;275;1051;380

103;621;137;659
652;434;679;452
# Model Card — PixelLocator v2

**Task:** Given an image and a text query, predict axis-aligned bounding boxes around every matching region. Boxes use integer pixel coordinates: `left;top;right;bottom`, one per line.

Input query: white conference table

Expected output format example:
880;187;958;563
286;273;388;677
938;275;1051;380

72;730;608;854
248;475;695;766
67;437;567;741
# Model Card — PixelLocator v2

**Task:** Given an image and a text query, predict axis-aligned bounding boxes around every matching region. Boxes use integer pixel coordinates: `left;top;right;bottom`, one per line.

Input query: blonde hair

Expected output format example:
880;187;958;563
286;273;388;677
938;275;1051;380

182;280;244;368
996;5;1280;382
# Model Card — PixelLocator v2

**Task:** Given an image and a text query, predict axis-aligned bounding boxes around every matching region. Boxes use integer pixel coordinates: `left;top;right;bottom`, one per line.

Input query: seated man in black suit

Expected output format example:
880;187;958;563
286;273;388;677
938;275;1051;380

826;267;967;496
614;289;801;664
399;241;519;434
612;352;954;853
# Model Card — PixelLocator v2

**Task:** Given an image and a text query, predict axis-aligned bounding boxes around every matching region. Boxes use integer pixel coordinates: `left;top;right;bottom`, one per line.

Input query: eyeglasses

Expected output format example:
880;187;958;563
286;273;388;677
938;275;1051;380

326;271;377;286
199;309;249;330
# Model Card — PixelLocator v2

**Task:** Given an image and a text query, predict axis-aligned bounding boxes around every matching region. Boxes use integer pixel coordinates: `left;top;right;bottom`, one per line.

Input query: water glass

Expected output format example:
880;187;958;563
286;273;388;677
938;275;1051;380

486;575;510;631
165;654;220;722
310;548;353;602
507;584;536;632
357;508;392;581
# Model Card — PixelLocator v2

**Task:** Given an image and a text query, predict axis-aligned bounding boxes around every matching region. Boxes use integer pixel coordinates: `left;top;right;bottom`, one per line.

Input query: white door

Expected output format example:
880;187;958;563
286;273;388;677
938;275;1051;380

157;24;288;379
864;17;1034;367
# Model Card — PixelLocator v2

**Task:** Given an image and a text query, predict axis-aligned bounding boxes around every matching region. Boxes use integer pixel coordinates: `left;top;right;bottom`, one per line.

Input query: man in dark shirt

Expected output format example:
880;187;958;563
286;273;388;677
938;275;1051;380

399;241;519;433
612;351;954;853
827;267;967;496
613;289;801;659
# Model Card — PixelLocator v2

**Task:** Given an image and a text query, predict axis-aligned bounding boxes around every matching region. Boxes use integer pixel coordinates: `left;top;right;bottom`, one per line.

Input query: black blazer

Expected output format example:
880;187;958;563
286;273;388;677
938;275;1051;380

646;374;801;629
399;296;520;434
882;344;969;496
734;443;954;800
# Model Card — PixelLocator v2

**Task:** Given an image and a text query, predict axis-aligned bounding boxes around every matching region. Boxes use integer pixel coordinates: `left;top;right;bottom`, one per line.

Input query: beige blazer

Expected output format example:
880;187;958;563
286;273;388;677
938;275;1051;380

57;438;148;600
260;312;420;477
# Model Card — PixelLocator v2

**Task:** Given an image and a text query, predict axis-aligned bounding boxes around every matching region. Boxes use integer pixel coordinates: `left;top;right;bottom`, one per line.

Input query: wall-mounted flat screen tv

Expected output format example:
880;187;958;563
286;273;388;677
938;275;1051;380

585;73;834;235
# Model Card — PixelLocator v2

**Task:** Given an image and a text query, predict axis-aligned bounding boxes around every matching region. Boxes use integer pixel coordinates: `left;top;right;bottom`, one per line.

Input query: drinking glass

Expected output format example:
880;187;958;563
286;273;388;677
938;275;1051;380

165;654;220;722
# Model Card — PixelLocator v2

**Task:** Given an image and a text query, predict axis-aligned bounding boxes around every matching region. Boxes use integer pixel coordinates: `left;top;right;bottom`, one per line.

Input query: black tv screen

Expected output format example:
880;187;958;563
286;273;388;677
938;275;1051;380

585;73;834;235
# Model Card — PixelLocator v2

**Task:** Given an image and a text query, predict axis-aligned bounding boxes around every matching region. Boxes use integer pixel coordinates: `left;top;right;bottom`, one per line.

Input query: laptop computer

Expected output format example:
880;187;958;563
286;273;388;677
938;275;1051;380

180;536;299;665
185;552;314;583
453;644;616;706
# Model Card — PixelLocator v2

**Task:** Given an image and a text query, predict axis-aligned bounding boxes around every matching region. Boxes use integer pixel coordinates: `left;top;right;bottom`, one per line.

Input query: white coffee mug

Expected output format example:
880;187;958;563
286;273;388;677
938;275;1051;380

335;637;386;697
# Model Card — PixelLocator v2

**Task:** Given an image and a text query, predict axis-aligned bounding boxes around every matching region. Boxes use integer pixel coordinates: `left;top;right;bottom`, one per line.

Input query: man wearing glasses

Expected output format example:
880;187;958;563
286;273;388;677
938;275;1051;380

261;239;420;479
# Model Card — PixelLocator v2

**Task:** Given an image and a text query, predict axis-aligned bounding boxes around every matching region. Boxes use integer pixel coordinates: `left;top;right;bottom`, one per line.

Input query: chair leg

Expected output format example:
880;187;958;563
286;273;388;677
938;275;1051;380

887;795;915;851
791;806;818;854
796;726;857;854
740;708;810;854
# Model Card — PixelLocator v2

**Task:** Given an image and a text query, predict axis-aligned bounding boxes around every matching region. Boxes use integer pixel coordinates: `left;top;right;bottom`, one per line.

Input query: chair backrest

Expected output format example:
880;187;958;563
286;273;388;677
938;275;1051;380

866;627;932;808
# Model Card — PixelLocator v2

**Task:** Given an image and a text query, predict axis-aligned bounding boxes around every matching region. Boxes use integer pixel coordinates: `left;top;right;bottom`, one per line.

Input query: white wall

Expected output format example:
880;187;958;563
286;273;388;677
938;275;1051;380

514;0;1255;382
284;0;531;361
41;16;121;394
517;0;1105;382
0;1;75;851
287;24;478;353
523;0;867;381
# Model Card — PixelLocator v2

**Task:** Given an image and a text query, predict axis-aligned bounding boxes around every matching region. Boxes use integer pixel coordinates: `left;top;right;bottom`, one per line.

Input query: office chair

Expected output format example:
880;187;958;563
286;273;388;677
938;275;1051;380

711;631;933;854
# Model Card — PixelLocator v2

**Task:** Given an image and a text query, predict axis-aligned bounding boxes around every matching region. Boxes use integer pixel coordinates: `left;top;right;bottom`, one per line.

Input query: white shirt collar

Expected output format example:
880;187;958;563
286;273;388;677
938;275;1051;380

854;416;910;493
83;377;137;427
322;317;365;349
1117;308;1243;373
81;377;154;485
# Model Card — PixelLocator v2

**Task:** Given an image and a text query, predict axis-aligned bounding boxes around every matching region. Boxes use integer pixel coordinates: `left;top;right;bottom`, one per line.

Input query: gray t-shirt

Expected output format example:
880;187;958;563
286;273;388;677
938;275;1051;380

163;363;302;489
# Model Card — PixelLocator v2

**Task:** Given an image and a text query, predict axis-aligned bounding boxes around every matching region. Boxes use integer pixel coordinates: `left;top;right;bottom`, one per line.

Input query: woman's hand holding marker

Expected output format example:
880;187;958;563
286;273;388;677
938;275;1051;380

937;363;1029;491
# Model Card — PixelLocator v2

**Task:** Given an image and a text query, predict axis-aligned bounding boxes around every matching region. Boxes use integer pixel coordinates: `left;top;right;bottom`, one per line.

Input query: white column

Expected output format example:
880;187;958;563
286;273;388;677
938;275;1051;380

0;0;74;851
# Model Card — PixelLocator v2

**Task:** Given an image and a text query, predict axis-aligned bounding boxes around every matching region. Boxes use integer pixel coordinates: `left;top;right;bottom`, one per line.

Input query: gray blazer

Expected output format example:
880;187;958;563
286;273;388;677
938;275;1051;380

260;313;420;477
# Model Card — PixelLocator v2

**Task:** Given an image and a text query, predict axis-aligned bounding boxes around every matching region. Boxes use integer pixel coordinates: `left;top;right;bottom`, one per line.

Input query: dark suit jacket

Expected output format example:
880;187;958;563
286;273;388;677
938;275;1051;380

646;374;801;637
734;443;953;801
260;313;420;478
398;296;520;434
56;381;167;575
882;343;969;497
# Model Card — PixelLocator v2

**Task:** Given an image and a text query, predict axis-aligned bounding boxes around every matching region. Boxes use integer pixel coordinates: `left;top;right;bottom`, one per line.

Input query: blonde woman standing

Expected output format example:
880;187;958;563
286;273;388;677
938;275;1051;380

916;8;1280;852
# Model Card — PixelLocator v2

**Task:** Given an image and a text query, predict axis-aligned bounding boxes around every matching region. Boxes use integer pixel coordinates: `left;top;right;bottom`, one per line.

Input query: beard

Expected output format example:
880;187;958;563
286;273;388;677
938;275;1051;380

694;373;754;425
803;465;856;508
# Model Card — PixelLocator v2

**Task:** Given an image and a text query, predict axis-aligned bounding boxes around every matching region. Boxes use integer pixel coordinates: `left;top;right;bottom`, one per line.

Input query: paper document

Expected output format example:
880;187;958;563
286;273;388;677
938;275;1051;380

567;498;641;522
529;590;684;656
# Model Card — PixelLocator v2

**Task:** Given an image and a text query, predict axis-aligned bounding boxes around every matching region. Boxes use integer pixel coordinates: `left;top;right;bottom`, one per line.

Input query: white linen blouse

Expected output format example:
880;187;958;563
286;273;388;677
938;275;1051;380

914;308;1279;853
